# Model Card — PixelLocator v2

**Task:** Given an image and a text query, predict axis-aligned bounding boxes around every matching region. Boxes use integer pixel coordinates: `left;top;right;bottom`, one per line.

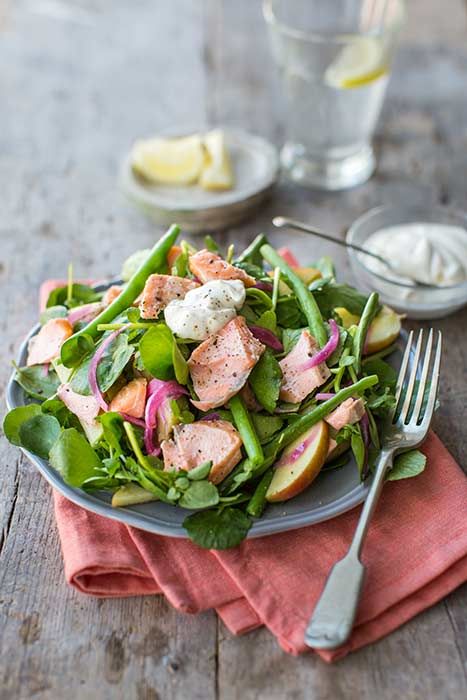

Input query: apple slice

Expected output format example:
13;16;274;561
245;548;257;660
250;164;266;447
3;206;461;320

335;306;360;329
365;305;402;355
112;483;157;508
266;421;329;503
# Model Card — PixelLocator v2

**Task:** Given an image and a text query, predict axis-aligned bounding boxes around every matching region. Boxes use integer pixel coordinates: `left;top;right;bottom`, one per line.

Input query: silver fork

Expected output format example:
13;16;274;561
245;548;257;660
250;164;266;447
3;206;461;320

304;329;442;650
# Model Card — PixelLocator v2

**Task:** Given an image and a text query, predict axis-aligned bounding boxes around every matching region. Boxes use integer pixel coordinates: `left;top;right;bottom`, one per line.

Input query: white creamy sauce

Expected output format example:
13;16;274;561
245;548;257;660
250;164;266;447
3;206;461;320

165;279;246;340
362;223;467;288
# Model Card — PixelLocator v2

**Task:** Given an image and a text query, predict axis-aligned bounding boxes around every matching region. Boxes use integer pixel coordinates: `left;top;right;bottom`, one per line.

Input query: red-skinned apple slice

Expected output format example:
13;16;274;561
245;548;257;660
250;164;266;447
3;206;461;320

266;420;329;503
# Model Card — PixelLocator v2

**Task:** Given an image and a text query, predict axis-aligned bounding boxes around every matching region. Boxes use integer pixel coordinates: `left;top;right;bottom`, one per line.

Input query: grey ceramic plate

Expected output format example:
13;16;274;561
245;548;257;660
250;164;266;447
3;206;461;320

5;309;408;540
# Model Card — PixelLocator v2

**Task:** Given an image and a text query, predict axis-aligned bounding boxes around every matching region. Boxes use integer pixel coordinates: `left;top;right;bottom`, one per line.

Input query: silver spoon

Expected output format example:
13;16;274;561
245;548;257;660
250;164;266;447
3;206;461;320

272;216;438;289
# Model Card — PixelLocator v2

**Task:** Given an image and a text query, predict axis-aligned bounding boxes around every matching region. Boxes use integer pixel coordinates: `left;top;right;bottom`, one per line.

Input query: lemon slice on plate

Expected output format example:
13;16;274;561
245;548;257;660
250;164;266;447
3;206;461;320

131;135;205;185
325;36;387;89
199;129;234;191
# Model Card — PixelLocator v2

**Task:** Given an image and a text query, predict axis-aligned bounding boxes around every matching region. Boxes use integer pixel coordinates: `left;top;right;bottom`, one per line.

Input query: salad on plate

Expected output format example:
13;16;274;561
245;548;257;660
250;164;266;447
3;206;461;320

4;225;427;548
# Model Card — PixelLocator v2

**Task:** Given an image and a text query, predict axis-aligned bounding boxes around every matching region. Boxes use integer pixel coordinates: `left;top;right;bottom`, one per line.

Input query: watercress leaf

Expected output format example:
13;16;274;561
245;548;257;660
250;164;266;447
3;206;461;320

167;487;181;502
250;414;284;444
172;341;189;385
69;355;92;395
139;324;174;380
174;476;190;490
184;507;251;549
14;364;60;401
249;348;282;414
3;404;42;445
239;305;258;324
255;309;277;332
282;327;305;353
234;261;265;280
60;333;95;369
276;297;306;329
187;460;212;481
98;411;125;455
121;248;152;281
350;424;366;477
363;357;397;390
49;427;102;487
97;333;134;392
46;283;101;309
245;288;273;309
18;414;61;459
387;450;426;481
178;480;219;509
313;283;373;318
126;307;141;323
40;305;68;325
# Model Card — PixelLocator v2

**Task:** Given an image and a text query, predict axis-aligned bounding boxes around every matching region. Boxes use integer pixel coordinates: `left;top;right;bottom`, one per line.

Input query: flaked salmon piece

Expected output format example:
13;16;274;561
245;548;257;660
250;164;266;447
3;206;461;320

109;377;147;418
325;397;365;432
279;330;330;403
27;318;73;366
188;249;256;287
161;419;242;484
139;274;199;319
188;316;265;411
57;383;100;426
102;285;123;306
167;245;182;268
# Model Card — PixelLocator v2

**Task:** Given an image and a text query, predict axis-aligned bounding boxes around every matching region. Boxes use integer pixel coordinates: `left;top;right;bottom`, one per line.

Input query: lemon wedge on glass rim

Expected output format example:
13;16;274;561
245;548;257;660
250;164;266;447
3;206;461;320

324;36;388;89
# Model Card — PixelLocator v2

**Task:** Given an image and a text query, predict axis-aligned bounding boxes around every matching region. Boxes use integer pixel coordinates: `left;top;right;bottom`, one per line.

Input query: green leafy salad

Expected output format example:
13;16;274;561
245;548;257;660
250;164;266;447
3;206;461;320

4;225;426;549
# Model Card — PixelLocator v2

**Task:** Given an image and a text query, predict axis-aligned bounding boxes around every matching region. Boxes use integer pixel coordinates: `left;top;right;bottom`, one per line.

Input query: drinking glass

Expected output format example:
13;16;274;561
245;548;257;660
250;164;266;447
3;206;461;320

263;0;405;190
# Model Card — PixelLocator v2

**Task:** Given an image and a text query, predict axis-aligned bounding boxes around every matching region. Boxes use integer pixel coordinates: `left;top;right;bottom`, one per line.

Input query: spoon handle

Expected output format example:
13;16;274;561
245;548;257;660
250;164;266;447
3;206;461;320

272;216;388;267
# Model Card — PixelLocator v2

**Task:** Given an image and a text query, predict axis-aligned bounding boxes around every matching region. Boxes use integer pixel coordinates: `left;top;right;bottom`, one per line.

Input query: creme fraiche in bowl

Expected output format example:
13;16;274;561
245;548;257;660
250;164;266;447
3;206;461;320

346;205;467;319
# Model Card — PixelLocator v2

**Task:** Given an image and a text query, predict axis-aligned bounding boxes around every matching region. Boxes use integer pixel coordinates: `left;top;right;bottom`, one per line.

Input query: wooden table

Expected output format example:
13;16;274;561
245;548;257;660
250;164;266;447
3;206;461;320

1;1;466;698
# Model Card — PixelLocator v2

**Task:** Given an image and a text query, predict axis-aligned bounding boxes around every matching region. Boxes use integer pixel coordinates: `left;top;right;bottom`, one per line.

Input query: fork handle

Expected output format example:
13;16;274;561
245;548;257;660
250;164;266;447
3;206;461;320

304;449;393;649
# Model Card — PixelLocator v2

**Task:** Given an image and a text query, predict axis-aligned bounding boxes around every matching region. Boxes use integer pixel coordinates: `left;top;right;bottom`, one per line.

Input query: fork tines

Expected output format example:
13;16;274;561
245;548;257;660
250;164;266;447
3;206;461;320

393;329;442;427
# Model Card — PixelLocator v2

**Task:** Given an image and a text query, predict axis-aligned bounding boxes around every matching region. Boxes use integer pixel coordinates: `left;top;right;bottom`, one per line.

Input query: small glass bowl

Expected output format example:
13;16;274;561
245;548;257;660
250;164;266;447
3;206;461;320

346;204;467;319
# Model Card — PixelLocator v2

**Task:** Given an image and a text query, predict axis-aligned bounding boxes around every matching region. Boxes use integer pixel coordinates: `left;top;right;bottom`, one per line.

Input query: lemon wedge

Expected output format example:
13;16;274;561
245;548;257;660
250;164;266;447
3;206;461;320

199;129;234;190
324;36;387;89
131;135;205;185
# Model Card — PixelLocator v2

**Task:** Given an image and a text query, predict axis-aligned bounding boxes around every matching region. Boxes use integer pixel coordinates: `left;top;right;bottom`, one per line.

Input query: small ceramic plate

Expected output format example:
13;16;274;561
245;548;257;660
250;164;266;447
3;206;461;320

5;285;412;540
120;127;279;233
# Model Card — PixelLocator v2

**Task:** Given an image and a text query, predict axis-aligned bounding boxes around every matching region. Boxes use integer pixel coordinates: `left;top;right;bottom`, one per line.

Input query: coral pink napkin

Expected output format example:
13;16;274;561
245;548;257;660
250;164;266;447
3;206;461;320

42;282;467;661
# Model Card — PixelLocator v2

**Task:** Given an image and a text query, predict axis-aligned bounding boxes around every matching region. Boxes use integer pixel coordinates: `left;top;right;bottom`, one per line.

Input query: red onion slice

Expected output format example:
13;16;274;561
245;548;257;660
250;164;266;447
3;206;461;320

249;325;283;352
120;413;146;428
68;302;103;326
88;328;125;412
144;380;188;456
253;281;273;292
315;392;335;401
299;319;340;370
200;412;221;421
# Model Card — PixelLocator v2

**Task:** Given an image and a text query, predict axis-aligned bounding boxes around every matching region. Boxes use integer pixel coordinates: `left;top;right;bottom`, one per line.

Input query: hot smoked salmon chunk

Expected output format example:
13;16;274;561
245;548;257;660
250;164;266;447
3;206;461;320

188;316;265;411
188;249;256;287
279;330;330;404
161;419;242;484
139;274;199;319
27;318;73;366
325;397;365;432
109;377;147;418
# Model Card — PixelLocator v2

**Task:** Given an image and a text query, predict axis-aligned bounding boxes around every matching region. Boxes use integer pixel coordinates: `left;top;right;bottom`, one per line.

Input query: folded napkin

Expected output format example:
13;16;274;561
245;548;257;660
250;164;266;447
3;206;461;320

41;282;467;661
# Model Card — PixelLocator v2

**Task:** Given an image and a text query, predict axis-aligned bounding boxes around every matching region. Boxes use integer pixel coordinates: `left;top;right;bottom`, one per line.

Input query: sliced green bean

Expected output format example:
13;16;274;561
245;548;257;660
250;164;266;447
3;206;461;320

260;244;327;347
353;292;380;375
229;395;263;467
60;224;180;367
246;469;274;518
235;233;268;264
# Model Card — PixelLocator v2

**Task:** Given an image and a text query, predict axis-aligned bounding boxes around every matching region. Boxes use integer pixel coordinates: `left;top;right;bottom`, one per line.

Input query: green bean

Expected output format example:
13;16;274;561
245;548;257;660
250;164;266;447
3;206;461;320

223;375;379;493
60;224;180;367
229;395;263;467
260;244;327;347
235;233;268;264
352;292;380;375
246;469;274;518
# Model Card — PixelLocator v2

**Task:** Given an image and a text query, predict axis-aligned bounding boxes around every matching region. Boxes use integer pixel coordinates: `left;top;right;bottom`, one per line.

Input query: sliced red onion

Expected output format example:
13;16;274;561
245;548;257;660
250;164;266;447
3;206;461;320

249;325;283;352
253;281;273;292
144;380;188;456
277;246;299;268
120;413;146;428
88;328;125;412
68;302;103;326
42;363;50;377
315;392;335;401
200;412;221;421
299;319;340;370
